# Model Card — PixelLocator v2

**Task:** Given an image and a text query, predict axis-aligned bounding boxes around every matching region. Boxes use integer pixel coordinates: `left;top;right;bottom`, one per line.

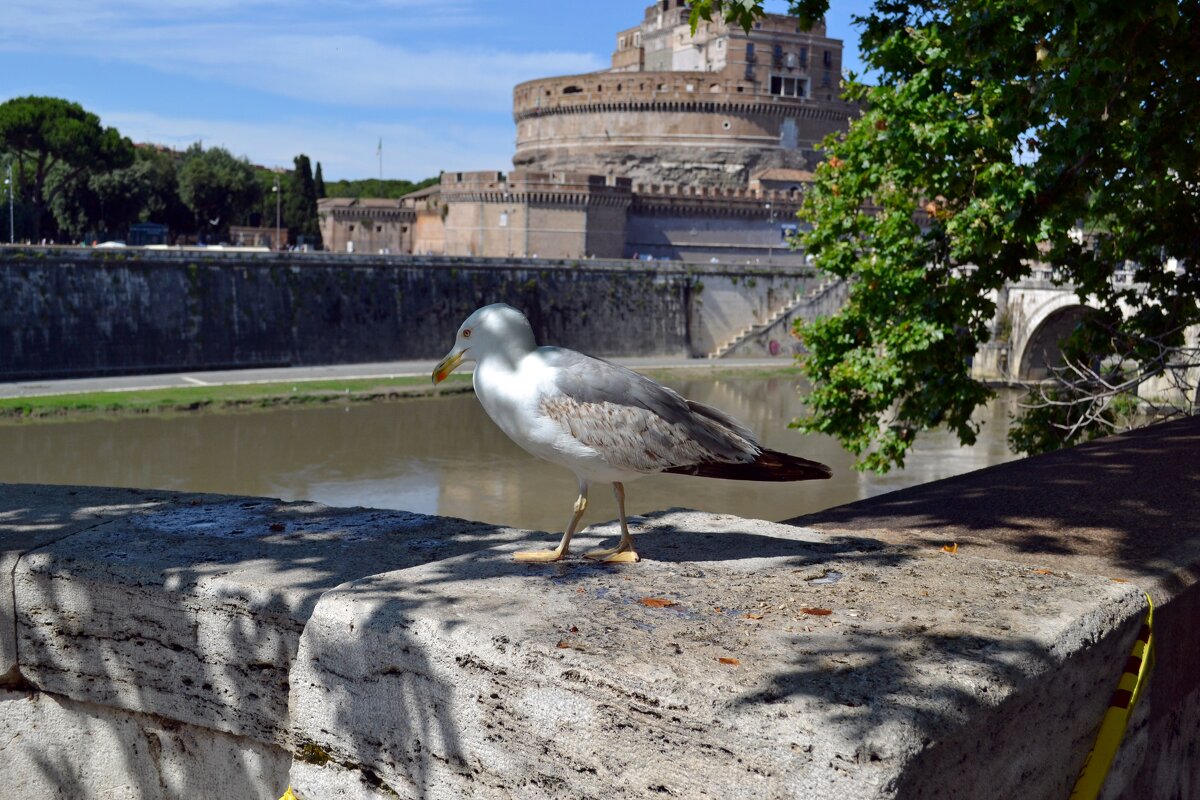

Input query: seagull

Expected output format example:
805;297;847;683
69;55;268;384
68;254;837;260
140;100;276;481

432;304;832;563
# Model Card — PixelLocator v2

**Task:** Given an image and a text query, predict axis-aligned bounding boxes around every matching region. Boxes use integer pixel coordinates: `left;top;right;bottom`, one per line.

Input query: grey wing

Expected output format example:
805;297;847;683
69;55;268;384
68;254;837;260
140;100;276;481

539;347;761;472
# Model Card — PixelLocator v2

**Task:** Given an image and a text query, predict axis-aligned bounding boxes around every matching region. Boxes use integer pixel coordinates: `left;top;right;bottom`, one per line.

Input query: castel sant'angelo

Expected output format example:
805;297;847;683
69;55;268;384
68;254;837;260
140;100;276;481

319;2;856;264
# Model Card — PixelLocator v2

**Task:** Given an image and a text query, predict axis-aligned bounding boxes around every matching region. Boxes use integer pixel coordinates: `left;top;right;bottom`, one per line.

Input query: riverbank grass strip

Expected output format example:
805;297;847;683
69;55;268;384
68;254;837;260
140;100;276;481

0;363;802;420
0;374;474;419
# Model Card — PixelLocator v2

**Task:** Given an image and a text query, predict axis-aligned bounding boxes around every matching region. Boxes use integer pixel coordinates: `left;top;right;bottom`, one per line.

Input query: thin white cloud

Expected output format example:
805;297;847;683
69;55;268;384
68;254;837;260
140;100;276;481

102;109;514;180
0;1;603;112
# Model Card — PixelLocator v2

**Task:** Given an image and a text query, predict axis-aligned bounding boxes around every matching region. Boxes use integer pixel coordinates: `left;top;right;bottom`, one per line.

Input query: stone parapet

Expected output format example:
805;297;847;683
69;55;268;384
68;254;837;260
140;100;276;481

632;183;804;217
440;170;633;209
513;71;855;122
3;416;1199;797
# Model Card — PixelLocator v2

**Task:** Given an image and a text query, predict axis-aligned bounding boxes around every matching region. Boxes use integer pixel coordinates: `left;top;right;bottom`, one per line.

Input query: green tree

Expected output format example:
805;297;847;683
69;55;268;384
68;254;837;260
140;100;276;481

0;96;134;241
134;146;192;237
47;146;164;240
286;154;321;247
314;162;326;199
177;144;261;242
691;0;1200;470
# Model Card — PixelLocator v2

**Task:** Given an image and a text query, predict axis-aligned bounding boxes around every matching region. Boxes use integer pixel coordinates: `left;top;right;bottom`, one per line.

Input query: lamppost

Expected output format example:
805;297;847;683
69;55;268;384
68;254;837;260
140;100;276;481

503;192;513;257
272;175;281;251
765;202;776;265
4;163;12;244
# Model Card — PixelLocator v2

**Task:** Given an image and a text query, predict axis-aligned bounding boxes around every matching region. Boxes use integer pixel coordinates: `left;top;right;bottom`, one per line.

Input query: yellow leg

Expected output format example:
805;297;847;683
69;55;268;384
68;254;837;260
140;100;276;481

584;482;640;563
514;485;588;562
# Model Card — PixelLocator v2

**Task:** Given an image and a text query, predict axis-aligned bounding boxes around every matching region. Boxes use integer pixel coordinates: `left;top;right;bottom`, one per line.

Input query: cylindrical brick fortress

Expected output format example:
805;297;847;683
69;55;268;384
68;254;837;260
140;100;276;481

512;5;857;189
513;72;854;188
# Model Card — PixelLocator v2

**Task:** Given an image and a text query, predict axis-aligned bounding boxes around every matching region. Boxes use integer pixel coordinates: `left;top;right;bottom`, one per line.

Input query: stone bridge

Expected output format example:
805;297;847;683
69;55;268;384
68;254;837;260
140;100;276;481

973;268;1145;383
717;271;1107;377
718;267;1148;386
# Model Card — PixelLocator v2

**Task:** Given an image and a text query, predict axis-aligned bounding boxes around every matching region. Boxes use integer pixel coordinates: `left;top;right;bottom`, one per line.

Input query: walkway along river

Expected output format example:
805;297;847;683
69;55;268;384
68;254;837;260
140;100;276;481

0;375;1021;533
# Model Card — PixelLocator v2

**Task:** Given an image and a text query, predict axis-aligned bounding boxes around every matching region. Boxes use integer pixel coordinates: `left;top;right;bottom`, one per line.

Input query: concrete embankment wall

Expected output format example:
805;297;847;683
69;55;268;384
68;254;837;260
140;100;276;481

0;248;816;379
3;416;1198;798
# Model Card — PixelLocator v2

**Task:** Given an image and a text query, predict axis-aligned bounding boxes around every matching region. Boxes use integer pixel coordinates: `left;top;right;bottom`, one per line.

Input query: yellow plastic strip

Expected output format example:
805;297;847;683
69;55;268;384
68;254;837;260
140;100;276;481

278;787;298;800
1069;591;1154;800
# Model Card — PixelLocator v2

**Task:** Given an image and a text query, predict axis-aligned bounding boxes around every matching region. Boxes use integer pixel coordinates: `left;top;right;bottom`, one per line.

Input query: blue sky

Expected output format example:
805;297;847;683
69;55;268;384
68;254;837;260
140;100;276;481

0;1;871;181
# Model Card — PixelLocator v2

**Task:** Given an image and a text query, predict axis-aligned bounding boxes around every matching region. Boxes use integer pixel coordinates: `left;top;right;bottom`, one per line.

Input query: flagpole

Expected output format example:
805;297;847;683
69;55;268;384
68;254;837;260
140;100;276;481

377;138;383;180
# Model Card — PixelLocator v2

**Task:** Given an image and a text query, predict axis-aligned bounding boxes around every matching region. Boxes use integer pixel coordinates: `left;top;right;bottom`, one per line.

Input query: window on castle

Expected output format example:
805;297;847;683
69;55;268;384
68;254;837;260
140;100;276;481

769;75;808;98
823;49;833;67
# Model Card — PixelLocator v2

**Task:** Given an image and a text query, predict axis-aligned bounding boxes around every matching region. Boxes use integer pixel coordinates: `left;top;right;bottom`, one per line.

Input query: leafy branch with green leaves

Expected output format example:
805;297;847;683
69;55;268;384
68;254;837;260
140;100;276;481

694;0;1200;471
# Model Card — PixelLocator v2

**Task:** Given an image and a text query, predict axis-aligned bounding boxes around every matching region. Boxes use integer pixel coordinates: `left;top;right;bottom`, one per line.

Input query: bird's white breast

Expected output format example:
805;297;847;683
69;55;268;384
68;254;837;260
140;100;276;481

472;353;640;483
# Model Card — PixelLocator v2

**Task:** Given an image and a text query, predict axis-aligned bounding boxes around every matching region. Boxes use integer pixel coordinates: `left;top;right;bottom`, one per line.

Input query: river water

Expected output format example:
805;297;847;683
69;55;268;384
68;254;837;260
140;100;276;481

0;375;1021;532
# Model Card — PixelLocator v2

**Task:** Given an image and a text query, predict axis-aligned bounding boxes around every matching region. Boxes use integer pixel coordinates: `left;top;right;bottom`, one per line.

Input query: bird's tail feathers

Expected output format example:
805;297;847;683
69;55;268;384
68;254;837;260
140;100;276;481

664;449;832;482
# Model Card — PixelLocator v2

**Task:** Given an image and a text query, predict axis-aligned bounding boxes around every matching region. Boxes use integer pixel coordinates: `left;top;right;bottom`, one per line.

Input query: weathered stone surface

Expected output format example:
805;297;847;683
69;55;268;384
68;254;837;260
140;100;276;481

1;485;191;685
0;687;288;799
790;415;1200;798
288;511;1145;800
13;492;523;746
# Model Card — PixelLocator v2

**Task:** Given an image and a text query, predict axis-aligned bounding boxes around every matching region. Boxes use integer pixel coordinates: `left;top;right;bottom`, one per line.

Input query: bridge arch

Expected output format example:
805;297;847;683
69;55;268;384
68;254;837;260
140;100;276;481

1015;301;1094;381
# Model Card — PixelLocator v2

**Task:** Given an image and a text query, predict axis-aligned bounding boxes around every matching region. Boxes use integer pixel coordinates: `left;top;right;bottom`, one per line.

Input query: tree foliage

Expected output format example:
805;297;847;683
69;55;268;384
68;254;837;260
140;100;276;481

286;154;321;245
0;96;134;241
314;162;327;200
322;176;439;200
695;0;1200;470
177;144;261;241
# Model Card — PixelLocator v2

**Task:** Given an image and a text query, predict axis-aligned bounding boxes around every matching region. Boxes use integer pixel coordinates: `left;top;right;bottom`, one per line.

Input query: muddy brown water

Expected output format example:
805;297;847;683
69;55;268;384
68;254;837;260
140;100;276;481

0;376;1021;533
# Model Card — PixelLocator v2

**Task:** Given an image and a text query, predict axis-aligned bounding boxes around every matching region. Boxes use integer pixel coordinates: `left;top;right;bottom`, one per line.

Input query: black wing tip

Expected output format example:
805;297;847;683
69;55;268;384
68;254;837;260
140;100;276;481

663;449;832;482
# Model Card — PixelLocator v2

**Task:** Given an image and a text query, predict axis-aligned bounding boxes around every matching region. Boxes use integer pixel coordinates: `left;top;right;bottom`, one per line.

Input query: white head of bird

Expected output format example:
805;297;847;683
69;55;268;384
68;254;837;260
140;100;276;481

432;304;535;383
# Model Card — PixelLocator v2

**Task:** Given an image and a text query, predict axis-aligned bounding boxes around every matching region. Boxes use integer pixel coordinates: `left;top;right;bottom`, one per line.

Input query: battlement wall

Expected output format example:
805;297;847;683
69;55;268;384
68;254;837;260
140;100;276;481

513;71;852;122
439;170;633;208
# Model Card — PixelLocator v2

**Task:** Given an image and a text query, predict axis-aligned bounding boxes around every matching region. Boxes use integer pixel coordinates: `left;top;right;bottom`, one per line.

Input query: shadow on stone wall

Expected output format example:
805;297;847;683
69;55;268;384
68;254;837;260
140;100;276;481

3;437;1187;798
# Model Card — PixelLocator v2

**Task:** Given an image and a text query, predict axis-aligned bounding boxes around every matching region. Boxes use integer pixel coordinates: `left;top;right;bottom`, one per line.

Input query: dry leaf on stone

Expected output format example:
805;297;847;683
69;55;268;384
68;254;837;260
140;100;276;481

941;543;959;554
639;597;677;608
744;613;764;620
800;608;832;616
718;657;741;666
1032;568;1054;575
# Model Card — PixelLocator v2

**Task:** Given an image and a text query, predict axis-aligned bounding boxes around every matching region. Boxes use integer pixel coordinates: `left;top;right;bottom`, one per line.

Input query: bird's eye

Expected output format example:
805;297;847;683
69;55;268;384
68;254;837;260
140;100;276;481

462;329;472;338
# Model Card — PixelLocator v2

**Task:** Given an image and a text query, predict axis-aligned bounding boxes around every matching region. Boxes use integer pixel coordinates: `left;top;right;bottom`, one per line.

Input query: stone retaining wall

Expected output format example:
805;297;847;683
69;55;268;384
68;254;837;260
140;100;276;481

0;248;816;380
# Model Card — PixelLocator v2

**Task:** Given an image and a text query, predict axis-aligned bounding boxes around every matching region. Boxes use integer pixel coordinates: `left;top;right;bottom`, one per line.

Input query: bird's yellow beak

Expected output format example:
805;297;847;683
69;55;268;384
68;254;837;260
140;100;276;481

432;349;466;384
